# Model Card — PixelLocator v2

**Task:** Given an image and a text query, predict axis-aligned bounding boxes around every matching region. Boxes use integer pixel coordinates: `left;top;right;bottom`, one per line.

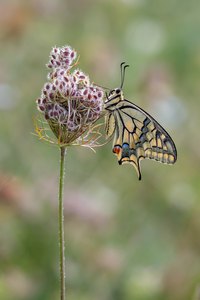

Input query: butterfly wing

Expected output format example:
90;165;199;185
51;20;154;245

105;112;116;138
111;99;177;180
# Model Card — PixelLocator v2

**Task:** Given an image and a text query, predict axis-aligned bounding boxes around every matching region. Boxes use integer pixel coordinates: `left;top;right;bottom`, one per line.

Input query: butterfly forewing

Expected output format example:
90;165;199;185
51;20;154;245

106;97;177;180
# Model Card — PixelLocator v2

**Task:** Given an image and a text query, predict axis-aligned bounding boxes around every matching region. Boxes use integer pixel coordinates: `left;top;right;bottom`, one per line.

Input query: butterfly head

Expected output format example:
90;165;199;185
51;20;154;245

104;87;124;110
109;88;122;97
108;87;124;100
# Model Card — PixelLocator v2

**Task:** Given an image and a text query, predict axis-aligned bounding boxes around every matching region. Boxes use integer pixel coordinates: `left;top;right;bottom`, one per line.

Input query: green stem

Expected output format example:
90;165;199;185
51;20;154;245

59;146;66;300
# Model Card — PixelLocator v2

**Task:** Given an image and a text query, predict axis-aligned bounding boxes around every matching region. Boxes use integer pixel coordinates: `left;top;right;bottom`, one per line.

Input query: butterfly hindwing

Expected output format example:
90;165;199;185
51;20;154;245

110;99;177;180
105;113;116;138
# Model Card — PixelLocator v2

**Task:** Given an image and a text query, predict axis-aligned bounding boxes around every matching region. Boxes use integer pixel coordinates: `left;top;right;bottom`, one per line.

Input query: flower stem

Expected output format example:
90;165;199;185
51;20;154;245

59;146;66;300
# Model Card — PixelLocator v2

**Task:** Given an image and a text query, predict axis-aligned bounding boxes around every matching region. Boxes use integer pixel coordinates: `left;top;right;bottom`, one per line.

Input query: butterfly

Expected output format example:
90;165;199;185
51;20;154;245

104;62;177;180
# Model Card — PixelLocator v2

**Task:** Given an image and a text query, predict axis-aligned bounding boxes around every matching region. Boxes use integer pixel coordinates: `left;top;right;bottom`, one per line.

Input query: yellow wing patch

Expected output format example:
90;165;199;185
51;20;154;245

105;113;115;138
108;99;177;180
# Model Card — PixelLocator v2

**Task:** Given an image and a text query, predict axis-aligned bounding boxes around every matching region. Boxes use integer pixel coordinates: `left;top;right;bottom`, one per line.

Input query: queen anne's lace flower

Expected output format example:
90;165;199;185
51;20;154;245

36;45;104;145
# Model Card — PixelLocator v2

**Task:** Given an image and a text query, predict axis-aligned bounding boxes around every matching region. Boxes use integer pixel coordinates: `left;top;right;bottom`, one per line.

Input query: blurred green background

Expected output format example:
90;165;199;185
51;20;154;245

0;0;200;299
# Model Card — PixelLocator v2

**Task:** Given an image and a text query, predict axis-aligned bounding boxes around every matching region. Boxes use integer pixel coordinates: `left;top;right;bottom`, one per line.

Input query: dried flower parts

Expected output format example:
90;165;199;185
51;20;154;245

36;46;104;146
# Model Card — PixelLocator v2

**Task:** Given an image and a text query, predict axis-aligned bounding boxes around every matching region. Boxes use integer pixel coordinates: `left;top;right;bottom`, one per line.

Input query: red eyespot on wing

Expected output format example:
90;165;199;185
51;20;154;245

113;145;121;155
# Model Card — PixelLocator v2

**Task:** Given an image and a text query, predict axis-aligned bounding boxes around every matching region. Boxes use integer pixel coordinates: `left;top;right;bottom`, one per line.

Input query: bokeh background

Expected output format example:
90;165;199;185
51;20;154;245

0;0;200;299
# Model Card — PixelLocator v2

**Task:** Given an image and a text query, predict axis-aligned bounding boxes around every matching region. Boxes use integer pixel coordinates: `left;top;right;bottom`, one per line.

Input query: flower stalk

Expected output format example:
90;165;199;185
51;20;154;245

59;146;66;300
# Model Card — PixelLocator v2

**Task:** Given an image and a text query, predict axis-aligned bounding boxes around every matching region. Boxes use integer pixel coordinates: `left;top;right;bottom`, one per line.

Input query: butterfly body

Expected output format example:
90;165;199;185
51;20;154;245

105;86;177;180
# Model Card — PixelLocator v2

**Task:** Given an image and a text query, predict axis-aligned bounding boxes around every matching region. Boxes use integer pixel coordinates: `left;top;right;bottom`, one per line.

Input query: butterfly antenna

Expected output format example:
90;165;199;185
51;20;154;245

120;62;129;89
120;62;126;88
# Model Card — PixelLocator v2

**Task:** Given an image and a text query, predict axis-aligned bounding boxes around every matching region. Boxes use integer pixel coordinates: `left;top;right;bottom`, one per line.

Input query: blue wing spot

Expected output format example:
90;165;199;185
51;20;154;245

122;143;129;149
122;143;130;158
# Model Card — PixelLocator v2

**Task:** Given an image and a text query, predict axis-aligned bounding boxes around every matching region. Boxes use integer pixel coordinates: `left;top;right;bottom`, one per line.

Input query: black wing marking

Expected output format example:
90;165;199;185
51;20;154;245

111;99;177;180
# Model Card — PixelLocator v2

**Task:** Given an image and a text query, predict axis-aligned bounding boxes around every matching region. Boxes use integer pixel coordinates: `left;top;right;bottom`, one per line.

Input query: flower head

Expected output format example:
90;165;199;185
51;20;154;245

35;45;104;146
